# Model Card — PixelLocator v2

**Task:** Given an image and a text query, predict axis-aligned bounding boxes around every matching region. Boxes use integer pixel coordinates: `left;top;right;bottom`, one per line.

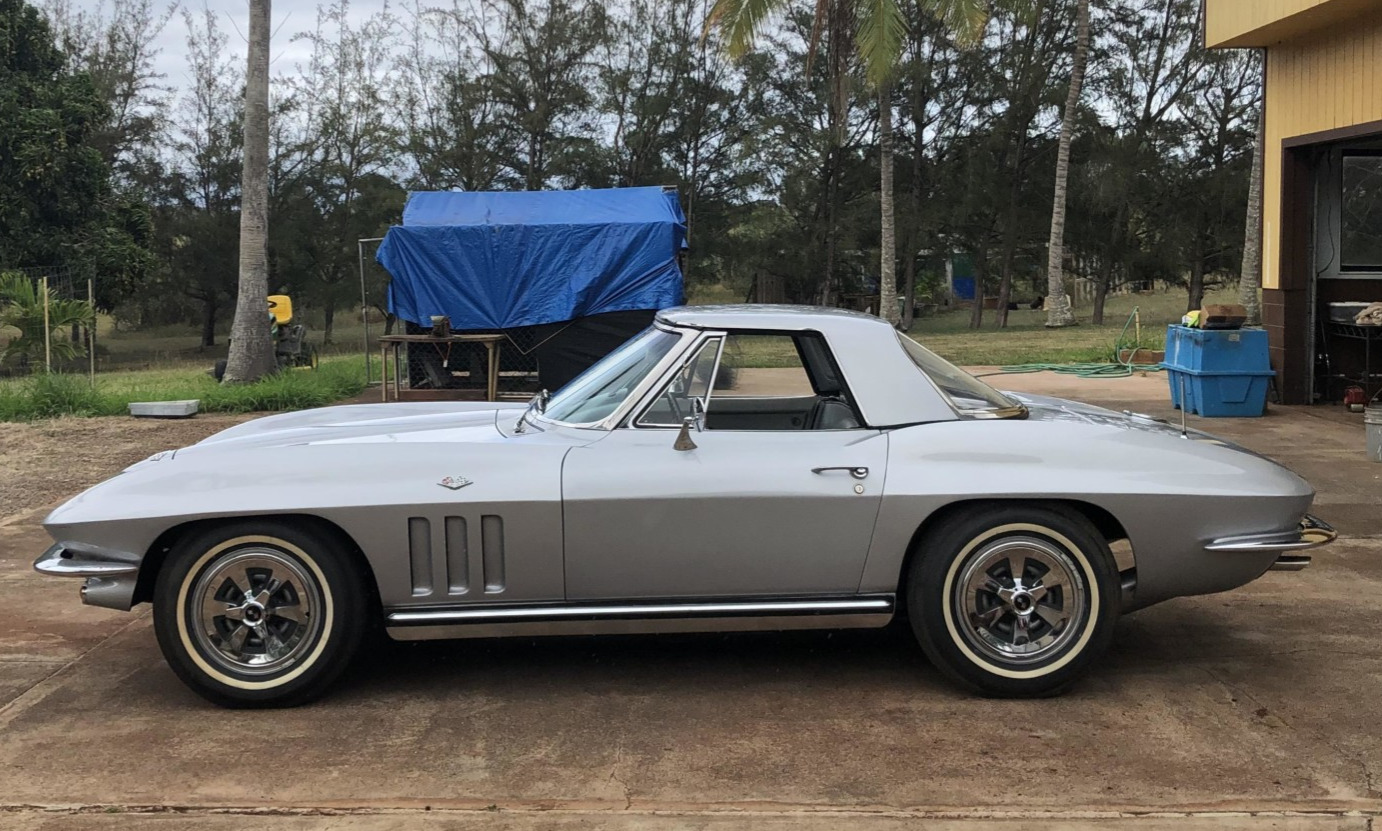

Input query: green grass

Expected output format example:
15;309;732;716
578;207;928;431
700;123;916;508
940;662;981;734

906;288;1237;366
0;355;374;422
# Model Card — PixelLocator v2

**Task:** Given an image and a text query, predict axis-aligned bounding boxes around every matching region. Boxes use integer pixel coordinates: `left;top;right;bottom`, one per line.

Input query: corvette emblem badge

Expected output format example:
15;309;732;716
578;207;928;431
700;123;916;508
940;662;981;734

438;475;473;490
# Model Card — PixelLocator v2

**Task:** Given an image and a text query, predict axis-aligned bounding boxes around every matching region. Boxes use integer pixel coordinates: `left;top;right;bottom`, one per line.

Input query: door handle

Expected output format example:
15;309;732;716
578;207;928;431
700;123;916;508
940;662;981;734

811;466;869;480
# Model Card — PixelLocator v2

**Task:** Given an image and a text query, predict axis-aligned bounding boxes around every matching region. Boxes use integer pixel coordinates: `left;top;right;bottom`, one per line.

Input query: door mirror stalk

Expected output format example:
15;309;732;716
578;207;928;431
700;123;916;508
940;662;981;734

674;399;706;451
674;417;698;451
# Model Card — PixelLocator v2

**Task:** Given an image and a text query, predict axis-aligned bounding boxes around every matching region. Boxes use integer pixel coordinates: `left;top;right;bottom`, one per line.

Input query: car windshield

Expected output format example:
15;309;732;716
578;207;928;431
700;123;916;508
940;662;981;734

896;332;1023;415
540;327;683;425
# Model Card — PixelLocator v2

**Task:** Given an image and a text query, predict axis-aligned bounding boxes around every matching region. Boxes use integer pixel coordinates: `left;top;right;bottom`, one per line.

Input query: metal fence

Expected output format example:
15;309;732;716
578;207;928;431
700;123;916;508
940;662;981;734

0;265;98;380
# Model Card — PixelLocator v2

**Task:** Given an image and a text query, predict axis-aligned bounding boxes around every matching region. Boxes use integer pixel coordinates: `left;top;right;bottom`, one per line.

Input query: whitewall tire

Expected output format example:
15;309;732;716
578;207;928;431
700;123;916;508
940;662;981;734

907;504;1119;697
153;519;367;708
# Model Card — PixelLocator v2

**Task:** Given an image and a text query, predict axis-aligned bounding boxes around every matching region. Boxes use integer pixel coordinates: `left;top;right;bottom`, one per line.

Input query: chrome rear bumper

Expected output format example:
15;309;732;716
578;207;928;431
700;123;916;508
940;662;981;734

34;543;141;611
1206;515;1337;571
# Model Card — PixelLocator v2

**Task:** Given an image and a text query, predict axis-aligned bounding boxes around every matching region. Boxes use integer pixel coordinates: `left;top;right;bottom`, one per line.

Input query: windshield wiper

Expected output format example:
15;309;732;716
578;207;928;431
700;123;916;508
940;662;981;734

514;389;550;433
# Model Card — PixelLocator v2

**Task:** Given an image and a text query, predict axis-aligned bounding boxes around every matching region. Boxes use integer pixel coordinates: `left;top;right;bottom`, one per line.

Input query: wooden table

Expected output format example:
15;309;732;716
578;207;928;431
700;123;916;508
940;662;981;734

378;333;505;402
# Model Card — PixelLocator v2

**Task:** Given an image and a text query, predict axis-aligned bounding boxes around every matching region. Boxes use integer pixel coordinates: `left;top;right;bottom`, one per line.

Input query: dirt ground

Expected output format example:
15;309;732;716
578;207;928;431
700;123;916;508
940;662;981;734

0;378;1379;831
0;415;255;522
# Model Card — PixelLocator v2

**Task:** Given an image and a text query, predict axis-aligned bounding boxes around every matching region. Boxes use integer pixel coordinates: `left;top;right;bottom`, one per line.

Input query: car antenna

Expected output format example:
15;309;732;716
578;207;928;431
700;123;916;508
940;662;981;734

1178;374;1189;439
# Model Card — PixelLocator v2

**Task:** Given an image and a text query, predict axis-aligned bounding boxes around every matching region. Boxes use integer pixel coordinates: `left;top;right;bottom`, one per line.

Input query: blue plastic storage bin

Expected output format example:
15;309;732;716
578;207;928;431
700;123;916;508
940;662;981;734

1164;368;1273;417
1162;326;1274;417
1163;325;1271;372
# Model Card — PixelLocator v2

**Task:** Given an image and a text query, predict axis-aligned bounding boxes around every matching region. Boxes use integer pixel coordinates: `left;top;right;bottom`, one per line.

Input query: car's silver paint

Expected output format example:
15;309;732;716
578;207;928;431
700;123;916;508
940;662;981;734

857;394;1314;607
562;427;890;598
45;404;581;609
37;305;1327;635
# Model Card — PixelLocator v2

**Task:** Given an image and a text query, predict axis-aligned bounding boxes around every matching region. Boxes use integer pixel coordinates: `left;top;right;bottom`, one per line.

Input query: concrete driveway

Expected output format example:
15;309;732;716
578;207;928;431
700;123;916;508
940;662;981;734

0;373;1378;831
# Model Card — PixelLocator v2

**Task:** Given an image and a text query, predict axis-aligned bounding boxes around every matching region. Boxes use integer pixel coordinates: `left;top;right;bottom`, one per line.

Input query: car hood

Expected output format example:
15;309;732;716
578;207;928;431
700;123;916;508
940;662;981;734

1007;392;1265;456
169;401;530;460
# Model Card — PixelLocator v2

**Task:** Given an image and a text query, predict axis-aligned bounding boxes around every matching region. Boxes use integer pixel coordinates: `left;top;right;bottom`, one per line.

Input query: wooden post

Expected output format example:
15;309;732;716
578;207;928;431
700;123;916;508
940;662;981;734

42;276;51;372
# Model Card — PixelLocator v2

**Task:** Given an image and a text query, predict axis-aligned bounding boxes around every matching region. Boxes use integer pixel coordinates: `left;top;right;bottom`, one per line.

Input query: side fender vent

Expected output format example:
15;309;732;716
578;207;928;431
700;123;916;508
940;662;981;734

407;517;433;597
481;515;505;594
445;516;469;595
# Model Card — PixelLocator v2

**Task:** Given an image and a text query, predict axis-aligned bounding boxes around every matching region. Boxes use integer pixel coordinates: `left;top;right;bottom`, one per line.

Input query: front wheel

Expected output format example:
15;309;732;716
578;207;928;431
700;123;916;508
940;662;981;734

153;520;367;708
907;504;1119;697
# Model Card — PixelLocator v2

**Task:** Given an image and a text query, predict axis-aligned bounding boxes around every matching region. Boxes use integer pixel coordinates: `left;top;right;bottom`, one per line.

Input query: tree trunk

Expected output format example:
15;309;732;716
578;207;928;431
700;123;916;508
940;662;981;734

994;210;1020;328
1044;0;1089;329
1239;89;1265;326
823;145;840;306
323;302;335;345
200;295;217;348
1188;236;1207;312
969;247;987;329
878;84;898;326
1092;256;1114;325
222;0;275;384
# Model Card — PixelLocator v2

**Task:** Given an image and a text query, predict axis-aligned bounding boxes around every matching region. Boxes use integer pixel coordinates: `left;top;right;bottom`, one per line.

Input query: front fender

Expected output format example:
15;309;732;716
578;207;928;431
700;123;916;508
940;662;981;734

43;428;580;609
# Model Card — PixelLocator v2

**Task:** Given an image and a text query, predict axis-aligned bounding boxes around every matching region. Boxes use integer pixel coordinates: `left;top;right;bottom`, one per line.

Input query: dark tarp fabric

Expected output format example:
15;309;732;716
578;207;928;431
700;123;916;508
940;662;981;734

377;187;686;331
521;309;659;390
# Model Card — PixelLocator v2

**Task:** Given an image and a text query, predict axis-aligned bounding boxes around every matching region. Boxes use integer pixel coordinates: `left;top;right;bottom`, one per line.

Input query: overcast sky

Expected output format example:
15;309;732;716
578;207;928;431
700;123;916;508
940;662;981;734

150;0;390;92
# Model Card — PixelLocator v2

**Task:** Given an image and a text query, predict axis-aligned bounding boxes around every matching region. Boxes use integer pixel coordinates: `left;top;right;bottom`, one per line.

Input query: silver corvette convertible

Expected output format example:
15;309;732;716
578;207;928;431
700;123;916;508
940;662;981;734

35;306;1335;706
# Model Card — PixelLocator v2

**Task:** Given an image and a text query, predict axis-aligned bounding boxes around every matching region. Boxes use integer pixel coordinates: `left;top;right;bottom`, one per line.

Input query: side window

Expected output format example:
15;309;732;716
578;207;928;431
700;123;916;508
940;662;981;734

709;334;861;431
636;338;722;427
714;334;815;398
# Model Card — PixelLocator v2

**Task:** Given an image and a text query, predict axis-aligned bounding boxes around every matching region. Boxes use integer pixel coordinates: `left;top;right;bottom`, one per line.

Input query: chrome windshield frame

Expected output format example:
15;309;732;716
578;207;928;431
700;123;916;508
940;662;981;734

528;323;695;432
628;330;727;429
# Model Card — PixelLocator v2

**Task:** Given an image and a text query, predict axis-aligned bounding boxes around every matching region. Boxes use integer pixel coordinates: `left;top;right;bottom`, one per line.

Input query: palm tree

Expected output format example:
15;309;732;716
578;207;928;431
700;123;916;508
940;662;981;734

707;0;988;328
1042;0;1088;328
0;272;95;372
1239;61;1264;327
222;0;276;384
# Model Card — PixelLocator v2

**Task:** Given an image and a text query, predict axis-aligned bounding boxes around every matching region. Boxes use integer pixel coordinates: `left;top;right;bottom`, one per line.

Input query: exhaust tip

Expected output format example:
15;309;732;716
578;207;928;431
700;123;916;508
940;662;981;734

1269;554;1312;572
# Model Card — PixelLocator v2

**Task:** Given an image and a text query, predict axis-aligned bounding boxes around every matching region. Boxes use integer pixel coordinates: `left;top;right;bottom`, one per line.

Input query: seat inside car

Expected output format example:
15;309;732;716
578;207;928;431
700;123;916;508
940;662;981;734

807;396;859;430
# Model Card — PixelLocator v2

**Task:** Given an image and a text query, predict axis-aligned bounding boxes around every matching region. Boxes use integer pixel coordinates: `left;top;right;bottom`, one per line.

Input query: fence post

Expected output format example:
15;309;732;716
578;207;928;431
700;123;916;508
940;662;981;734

358;239;371;385
42;275;51;373
88;279;96;386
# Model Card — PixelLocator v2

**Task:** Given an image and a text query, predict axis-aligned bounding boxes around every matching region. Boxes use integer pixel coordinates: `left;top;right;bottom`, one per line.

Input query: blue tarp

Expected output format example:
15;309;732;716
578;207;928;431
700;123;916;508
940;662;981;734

376;187;686;330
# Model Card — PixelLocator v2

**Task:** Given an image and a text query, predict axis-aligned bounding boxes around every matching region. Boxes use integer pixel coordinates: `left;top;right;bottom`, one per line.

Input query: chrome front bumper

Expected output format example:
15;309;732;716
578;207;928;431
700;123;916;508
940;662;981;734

1206;515;1337;571
34;543;141;610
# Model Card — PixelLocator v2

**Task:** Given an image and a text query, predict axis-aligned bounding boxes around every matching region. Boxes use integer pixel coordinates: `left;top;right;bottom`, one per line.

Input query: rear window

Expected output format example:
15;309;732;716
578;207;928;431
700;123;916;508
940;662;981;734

896;333;1024;417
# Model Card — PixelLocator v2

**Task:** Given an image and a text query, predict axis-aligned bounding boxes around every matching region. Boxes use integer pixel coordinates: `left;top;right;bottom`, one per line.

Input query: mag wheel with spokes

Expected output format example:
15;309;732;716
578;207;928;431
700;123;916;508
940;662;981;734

908;504;1119;697
153;520;367;708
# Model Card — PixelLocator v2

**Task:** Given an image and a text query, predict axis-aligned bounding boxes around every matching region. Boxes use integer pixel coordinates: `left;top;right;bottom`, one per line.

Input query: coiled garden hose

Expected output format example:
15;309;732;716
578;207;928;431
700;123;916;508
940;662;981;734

983;308;1165;379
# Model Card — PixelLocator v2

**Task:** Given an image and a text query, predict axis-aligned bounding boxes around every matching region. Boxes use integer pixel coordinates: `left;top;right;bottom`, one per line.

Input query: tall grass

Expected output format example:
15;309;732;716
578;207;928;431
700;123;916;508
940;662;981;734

0;356;370;422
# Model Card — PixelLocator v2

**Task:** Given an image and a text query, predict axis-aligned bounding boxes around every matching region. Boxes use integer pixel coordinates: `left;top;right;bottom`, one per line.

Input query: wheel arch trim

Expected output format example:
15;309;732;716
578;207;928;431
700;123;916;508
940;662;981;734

890;498;1134;610
135;513;379;610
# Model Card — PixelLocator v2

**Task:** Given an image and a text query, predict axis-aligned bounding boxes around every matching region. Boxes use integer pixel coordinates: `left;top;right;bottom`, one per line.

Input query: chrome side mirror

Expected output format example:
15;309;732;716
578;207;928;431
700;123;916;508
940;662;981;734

673;417;698;451
673;398;705;452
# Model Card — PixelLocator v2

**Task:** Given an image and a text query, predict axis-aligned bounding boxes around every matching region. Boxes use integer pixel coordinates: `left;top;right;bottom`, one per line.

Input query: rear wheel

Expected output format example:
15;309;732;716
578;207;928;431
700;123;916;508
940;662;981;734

153;520;367;708
907;504;1119;697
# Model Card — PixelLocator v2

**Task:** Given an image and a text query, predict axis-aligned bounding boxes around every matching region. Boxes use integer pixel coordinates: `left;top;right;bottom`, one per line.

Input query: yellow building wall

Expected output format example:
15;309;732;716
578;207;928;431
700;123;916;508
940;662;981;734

1205;0;1377;47
1206;0;1334;47
1261;12;1382;289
